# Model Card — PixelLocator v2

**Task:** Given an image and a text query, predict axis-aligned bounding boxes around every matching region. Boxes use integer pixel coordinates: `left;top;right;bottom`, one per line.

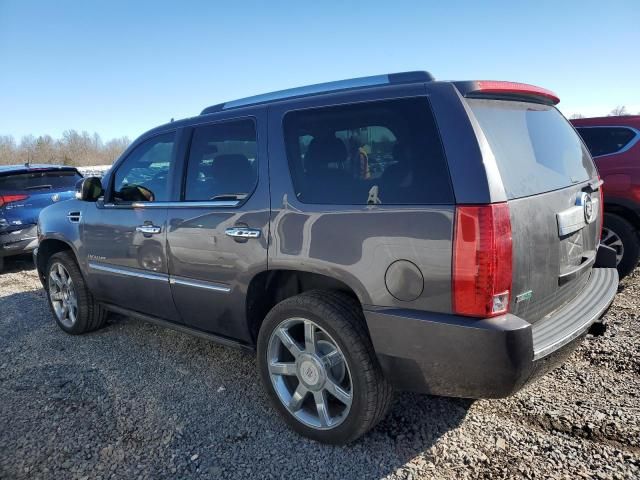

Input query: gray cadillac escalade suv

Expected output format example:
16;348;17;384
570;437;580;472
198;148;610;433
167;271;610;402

35;71;619;444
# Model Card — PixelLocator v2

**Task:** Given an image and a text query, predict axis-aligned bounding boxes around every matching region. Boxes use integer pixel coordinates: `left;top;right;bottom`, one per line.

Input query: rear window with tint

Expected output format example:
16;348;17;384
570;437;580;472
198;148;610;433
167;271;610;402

0;170;82;191
468;99;595;200
283;97;453;205
575;126;637;157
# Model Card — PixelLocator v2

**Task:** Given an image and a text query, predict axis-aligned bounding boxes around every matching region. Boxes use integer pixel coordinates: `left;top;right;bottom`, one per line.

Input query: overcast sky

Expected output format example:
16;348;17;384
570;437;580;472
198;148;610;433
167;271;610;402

1;0;639;141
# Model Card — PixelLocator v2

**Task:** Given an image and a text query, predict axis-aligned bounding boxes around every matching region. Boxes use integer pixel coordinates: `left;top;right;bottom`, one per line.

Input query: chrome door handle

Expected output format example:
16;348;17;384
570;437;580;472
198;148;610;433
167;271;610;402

225;227;261;239
136;225;162;234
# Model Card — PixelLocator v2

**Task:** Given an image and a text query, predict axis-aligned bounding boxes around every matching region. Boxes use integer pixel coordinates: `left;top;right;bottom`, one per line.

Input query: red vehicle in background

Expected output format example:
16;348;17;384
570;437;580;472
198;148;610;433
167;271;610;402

572;116;640;277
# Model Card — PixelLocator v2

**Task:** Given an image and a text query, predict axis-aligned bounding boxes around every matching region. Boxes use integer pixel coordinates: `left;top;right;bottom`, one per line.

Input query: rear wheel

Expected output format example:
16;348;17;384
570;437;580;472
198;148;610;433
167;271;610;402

46;251;107;334
257;291;393;444
602;213;639;278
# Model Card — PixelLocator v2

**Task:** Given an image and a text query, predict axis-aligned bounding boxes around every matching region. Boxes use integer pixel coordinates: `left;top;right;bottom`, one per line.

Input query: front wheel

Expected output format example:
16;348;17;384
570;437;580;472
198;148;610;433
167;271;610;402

257;291;393;444
45;251;107;334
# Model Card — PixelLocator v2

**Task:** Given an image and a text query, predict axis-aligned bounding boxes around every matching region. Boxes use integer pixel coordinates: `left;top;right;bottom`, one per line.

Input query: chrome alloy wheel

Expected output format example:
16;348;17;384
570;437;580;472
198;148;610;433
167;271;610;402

267;317;353;430
601;227;624;266
48;263;78;328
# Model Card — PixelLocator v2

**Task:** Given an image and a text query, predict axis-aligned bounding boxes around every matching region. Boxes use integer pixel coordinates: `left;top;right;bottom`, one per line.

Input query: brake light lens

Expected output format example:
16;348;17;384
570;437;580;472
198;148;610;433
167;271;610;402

472;81;560;105
453;203;513;317
0;194;28;208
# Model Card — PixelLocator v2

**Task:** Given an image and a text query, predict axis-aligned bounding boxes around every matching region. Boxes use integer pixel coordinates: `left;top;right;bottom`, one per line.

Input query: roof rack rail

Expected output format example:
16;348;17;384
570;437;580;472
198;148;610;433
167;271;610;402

200;71;434;115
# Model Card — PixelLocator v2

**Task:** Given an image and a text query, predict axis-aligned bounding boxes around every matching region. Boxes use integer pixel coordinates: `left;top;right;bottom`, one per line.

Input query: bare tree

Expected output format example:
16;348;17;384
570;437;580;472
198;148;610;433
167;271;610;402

0;132;130;166
569;113;585;119
609;105;628;116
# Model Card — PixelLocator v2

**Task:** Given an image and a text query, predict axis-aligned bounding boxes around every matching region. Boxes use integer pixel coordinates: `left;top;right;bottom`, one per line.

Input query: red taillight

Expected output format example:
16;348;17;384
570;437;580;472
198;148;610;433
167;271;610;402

473;80;560;105
0;194;28;208
453;203;513;317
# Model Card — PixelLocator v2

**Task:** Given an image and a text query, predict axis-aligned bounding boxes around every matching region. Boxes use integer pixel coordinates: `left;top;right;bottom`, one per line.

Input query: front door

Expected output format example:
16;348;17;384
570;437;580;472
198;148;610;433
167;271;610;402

82;131;180;322
166;114;269;342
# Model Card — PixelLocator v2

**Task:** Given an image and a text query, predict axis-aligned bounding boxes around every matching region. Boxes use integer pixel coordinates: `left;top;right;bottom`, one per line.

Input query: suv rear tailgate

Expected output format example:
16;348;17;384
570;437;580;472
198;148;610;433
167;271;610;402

466;98;601;324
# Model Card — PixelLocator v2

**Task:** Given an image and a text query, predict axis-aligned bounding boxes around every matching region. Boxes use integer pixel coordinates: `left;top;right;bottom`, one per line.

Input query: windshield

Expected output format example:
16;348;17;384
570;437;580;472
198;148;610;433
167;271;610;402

0;170;82;191
467;99;595;199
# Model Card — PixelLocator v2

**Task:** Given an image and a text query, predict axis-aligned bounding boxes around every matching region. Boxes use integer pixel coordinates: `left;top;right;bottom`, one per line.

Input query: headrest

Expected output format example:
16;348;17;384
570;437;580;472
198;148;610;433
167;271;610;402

305;136;347;170
212;154;251;177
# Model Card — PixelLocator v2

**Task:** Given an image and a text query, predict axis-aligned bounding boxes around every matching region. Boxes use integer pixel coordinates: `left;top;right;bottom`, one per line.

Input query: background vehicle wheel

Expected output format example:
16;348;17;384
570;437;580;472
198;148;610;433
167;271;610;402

45;251;107;334
602;213;640;279
257;290;393;444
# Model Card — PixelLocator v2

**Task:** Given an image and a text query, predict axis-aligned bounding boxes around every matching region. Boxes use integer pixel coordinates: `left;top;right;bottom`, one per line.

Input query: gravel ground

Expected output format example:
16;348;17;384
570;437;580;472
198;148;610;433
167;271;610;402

0;255;638;479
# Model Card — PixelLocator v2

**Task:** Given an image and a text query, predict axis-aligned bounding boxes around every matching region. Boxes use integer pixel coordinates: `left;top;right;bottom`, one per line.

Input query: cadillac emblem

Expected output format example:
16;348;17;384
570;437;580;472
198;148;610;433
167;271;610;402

577;192;596;224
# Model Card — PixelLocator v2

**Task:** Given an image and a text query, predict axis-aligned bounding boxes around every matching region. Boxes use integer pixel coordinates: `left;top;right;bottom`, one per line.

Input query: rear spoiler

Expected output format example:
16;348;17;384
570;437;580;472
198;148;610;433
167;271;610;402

0;166;80;177
454;80;560;106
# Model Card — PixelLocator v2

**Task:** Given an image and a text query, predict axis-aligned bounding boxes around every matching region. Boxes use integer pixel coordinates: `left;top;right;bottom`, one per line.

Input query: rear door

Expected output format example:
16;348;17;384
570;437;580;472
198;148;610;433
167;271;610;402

82;131;180;321
466;99;601;323
166;110;269;342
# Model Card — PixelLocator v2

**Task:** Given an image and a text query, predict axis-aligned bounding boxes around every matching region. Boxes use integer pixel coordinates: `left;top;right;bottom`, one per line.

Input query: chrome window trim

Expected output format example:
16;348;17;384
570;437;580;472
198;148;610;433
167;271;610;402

88;262;168;282
102;200;240;209
169;276;231;293
576;126;640;158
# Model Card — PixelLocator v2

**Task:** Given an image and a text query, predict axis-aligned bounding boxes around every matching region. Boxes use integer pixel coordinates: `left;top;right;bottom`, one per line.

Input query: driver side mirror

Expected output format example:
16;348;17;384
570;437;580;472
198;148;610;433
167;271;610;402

75;177;103;202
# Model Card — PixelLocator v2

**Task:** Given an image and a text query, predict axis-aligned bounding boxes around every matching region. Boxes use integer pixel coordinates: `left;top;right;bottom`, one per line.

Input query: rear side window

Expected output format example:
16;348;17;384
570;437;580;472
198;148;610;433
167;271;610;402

575;126;637;157
283;97;453;205
468;99;595;199
0;170;81;191
184;119;257;201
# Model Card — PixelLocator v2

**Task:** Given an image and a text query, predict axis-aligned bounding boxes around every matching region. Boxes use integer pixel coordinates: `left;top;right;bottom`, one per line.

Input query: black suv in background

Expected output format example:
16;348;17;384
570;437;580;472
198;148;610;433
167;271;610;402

36;72;618;444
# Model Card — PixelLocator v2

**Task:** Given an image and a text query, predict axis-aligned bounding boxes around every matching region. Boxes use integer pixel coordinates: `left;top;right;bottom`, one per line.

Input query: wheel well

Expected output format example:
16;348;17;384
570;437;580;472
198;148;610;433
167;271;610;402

605;203;640;230
246;270;362;344
36;239;73;284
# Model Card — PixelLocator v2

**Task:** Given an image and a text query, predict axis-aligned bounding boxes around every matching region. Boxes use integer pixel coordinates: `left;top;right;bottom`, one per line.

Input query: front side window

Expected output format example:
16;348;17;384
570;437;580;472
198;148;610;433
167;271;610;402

112;132;176;202
283;97;453;205
184;119;257;201
576;126;637;157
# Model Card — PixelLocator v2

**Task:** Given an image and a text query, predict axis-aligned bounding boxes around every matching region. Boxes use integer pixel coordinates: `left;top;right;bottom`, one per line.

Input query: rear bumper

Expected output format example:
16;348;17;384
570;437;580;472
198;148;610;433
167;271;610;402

364;266;618;398
0;225;38;258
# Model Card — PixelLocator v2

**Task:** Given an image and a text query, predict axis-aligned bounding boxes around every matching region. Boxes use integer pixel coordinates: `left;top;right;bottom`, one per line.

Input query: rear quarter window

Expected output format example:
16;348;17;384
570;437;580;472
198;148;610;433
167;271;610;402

468;99;596;200
283;97;453;205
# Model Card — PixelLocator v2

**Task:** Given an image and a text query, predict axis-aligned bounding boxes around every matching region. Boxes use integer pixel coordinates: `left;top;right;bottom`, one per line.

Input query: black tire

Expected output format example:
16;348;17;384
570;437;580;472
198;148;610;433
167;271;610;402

0;256;4;273
603;213;640;279
45;251;107;334
257;290;393;444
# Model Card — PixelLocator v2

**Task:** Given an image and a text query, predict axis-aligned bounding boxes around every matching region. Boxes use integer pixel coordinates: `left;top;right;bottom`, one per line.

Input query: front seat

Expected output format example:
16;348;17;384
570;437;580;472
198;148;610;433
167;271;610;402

210;154;256;197
303;136;352;203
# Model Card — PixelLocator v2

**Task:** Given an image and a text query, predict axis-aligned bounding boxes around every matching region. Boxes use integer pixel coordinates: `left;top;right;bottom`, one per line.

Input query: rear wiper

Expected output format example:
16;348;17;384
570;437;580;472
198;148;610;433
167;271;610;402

24;184;53;190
